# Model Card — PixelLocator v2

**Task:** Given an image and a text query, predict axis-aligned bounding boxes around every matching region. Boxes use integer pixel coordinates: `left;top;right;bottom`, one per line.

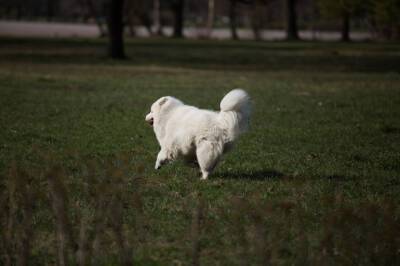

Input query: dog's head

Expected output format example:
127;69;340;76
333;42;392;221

145;96;182;127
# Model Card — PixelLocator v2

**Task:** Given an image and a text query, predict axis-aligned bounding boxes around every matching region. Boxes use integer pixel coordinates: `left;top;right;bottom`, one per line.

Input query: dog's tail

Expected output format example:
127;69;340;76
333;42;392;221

219;89;251;134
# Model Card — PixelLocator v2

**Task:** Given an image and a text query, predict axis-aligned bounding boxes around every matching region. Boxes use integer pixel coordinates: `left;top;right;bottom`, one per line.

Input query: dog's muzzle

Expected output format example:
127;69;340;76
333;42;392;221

145;113;154;126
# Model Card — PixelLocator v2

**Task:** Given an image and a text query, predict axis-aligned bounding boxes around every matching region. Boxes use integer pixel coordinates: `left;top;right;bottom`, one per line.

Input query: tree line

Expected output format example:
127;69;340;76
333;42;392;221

1;0;399;58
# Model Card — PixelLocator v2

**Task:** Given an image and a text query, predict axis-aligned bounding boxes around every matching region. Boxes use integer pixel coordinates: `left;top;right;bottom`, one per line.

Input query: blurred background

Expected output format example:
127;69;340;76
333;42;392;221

0;0;398;42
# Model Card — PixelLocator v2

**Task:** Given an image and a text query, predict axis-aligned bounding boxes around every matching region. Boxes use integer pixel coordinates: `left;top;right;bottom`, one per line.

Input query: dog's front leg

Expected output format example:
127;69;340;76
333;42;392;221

155;149;169;170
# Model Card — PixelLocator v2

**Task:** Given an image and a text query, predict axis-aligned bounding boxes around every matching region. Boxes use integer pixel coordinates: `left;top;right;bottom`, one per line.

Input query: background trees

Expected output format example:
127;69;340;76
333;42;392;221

0;0;399;58
368;0;400;40
317;0;364;42
1;0;398;42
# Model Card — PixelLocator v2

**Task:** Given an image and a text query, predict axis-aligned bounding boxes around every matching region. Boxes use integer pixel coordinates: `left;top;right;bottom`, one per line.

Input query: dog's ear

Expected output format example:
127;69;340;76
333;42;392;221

159;97;168;106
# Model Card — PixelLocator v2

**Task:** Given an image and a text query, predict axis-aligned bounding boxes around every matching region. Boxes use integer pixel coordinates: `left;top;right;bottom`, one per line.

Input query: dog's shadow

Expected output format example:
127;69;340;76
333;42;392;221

216;169;284;181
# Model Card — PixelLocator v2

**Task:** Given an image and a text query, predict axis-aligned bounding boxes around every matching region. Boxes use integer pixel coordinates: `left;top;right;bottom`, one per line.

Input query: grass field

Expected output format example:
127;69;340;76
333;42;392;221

1;37;400;265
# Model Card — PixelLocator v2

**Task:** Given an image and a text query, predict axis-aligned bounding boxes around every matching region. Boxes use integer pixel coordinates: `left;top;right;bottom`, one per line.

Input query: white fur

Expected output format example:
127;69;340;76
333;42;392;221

145;89;251;179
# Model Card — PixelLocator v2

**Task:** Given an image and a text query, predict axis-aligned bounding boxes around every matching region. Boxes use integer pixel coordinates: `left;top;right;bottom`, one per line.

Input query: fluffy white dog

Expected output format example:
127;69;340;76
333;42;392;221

145;89;251;179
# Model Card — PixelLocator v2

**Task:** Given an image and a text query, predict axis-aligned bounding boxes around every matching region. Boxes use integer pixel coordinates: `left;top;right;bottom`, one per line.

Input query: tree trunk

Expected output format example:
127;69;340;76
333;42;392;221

107;0;125;59
173;0;185;38
341;11;350;42
46;0;54;22
229;0;239;40
310;0;317;41
251;0;262;41
153;0;163;36
285;0;299;40
205;0;215;38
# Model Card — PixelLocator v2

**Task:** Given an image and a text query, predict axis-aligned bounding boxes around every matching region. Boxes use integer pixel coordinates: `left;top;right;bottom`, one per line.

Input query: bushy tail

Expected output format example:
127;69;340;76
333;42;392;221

220;89;251;133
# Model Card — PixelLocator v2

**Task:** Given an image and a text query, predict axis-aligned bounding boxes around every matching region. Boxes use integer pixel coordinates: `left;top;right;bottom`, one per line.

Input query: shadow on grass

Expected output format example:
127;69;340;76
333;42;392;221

217;169;284;181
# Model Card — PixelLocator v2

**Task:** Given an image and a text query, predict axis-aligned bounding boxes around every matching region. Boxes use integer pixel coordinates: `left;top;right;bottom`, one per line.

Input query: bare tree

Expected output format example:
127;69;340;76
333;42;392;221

229;0;239;40
153;0;164;35
46;0;56;22
229;0;255;40
205;0;215;38
285;0;299;40
251;0;266;41
172;0;185;38
107;0;125;59
125;0;137;37
341;10;350;42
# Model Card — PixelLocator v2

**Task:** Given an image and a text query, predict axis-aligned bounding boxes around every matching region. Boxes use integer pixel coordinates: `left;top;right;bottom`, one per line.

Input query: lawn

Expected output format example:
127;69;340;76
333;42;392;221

1;37;400;265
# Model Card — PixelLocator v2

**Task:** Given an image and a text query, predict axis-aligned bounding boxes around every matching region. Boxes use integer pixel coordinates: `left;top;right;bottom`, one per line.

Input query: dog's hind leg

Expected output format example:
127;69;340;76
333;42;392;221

196;140;222;180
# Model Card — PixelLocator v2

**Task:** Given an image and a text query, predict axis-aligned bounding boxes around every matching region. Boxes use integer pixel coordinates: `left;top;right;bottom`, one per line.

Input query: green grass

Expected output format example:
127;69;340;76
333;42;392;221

1;37;400;265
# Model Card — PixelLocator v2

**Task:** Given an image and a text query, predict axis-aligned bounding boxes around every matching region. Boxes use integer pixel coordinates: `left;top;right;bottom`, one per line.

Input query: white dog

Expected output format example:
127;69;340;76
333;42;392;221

145;89;251;179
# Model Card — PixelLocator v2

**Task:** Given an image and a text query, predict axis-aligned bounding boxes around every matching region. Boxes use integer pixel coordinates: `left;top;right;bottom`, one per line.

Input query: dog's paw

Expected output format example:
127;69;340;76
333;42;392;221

200;172;209;180
155;159;164;170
